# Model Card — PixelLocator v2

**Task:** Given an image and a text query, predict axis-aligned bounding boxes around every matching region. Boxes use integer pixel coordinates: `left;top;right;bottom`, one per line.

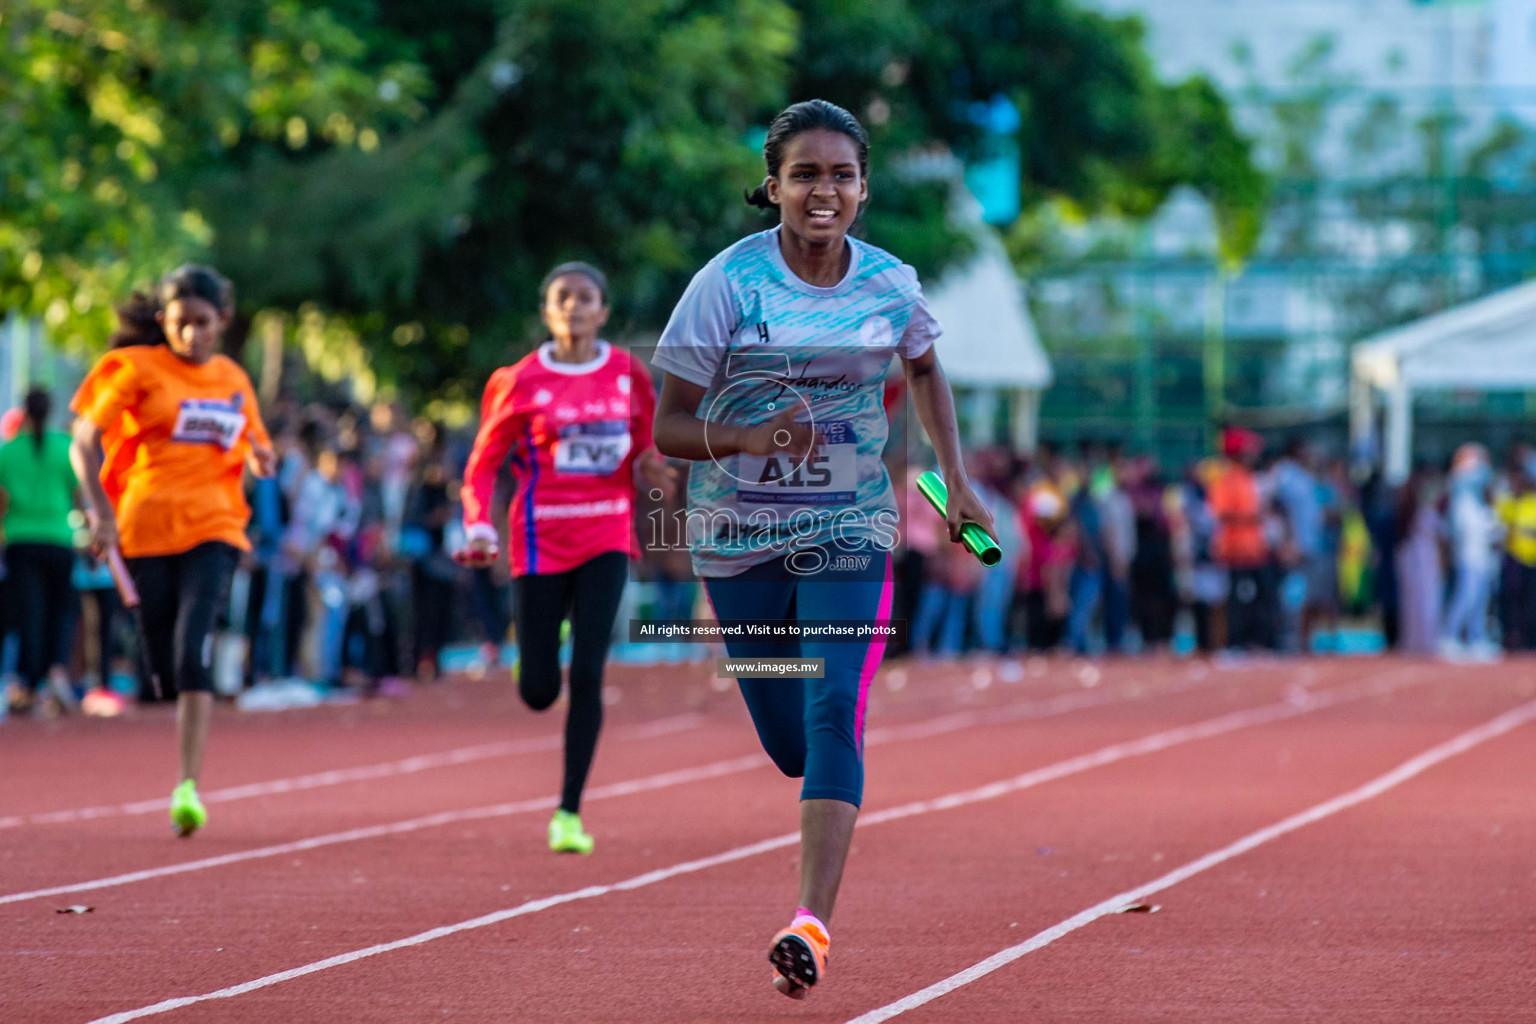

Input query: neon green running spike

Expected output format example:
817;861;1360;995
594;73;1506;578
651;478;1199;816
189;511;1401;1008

548;809;593;854
169;780;206;838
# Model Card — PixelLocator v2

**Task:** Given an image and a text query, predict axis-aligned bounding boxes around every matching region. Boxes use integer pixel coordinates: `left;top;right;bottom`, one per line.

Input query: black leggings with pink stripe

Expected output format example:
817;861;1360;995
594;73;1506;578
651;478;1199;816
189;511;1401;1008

704;543;893;807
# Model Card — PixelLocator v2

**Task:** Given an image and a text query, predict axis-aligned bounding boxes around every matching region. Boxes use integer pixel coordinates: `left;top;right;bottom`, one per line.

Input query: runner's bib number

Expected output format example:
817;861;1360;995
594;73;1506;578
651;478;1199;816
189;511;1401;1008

554;420;632;476
172;396;247;451
736;419;857;506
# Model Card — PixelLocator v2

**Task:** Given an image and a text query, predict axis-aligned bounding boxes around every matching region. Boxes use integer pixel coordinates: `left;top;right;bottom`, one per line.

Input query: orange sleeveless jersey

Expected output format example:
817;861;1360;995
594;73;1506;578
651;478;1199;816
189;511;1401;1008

71;345;271;558
1208;462;1268;568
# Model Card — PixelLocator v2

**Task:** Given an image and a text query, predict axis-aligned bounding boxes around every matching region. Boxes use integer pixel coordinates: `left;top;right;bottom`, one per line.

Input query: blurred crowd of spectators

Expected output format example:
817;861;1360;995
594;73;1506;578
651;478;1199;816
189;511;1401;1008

233;398;514;694
890;427;1531;664
0;398;518;715
6;391;1536;718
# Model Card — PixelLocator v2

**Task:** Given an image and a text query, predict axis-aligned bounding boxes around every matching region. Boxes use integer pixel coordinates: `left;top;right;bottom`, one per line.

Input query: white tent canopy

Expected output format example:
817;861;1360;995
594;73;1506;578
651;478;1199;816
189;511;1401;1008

927;233;1052;389
1351;278;1536;481
925;229;1053;450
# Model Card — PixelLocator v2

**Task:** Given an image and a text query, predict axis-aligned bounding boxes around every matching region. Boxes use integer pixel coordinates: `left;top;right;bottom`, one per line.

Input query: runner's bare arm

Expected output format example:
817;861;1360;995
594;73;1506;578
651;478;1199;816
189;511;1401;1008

68;416;118;556
634;448;679;501
247;442;277;478
902;347;995;543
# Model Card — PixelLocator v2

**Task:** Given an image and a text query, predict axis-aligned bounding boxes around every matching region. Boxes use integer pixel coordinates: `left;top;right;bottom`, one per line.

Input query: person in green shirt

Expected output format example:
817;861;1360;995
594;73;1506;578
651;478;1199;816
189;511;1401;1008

0;388;81;714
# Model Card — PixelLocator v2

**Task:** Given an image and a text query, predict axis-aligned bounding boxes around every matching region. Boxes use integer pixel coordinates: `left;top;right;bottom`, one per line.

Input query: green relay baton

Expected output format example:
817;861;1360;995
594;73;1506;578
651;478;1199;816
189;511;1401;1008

915;470;1003;567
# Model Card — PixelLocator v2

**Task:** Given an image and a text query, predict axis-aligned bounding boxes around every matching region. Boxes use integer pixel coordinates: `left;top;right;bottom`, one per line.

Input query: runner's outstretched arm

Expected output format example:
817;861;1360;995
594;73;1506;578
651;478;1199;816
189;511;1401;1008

628;362;677;500
902;347;995;543
69;417;117;557
246;443;277;478
456;368;524;566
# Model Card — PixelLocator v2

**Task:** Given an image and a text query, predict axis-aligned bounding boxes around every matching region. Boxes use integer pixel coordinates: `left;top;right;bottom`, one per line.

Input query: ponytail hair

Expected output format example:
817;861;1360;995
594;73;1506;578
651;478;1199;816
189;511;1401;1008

744;99;870;211
109;290;164;348
109;265;234;349
23;387;50;454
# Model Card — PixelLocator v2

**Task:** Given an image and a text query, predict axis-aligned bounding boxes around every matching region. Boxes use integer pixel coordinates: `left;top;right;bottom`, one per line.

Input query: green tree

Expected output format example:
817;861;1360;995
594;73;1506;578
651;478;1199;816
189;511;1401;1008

789;0;1266;265
290;0;798;404
337;0;1263;402
0;0;428;355
6;0;1262;409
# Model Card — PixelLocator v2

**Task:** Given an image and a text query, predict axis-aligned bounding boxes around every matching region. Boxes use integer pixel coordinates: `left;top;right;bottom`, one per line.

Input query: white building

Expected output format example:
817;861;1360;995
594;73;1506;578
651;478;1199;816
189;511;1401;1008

1088;0;1536;115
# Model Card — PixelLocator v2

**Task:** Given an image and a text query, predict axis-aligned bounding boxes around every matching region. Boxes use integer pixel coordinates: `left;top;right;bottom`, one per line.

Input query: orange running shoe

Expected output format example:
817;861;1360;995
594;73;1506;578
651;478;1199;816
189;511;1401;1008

768;918;829;999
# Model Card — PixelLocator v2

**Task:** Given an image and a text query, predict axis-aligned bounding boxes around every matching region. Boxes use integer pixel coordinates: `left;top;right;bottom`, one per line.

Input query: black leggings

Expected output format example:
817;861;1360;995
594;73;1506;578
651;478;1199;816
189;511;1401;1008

515;551;628;814
411;563;456;670
6;543;78;691
127;542;239;696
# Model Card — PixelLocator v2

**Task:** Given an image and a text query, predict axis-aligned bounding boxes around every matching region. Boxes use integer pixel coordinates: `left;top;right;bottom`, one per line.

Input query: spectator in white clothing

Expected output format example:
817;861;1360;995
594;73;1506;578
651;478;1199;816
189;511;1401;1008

1441;444;1502;660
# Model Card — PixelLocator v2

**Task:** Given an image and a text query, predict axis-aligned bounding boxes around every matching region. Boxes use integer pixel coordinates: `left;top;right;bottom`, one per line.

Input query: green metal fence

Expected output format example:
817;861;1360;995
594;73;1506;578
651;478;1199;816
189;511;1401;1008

1027;177;1536;468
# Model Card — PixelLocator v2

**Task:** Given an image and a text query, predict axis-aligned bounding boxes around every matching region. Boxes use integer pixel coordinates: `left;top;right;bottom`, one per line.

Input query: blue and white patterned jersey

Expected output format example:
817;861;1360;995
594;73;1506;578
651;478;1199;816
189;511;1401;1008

653;226;941;577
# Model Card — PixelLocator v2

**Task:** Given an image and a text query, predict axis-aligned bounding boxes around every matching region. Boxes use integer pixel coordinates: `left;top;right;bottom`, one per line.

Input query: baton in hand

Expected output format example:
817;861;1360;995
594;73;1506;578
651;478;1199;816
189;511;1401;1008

105;546;138;608
915;470;1003;568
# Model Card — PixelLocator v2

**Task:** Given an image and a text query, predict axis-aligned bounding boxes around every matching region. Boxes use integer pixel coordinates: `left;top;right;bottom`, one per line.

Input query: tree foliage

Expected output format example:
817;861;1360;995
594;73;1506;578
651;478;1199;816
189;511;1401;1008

351;0;799;400
790;0;1266;262
3;0;1265;403
0;0;426;354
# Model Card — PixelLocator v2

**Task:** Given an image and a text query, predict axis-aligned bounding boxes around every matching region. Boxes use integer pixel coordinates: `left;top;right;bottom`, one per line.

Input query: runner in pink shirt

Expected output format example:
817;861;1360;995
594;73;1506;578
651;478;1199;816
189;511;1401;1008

460;262;676;854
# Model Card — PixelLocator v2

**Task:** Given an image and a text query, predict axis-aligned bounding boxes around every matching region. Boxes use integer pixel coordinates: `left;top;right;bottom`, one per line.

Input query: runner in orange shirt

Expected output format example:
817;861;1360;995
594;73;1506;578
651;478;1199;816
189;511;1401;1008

70;266;277;837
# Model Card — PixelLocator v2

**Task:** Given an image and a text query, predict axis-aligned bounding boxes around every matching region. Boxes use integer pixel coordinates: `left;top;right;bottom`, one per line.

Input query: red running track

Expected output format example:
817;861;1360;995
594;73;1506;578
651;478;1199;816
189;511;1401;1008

2;656;1533;1023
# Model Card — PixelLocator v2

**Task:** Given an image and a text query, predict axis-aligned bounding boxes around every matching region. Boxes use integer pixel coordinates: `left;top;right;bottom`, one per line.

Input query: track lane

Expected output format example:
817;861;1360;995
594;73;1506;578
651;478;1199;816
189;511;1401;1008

38;666;1442;1023
0;712;762;896
0;713;706;831
0;673;549;819
200;667;1531;1024
0;654;1303;827
0;661;1246;899
844;690;1536;1024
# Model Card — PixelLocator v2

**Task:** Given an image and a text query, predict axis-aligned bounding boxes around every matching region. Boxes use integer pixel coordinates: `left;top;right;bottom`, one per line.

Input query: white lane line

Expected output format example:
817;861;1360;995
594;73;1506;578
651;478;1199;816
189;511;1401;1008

4;666;1212;831
0;669;1268;907
81;673;1421;1022
0;713;705;830
841;695;1536;1024
0;754;767;908
854;669;1410;827
864;670;1227;744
